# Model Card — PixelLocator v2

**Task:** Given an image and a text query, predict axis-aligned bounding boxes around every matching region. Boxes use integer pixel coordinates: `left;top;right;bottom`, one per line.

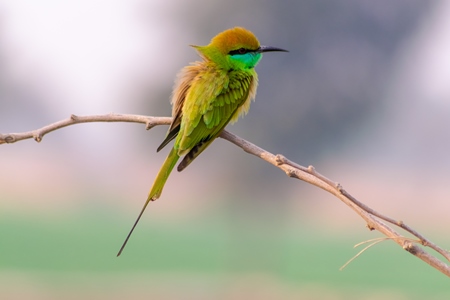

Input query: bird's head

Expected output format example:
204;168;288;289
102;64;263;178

192;27;287;70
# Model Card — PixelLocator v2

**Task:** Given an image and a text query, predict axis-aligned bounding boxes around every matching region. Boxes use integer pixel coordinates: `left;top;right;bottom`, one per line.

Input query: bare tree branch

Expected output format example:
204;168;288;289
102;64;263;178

0;114;171;144
1;113;450;277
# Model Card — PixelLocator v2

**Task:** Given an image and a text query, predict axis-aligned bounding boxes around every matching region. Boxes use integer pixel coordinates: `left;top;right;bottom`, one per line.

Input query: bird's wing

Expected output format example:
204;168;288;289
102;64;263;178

176;69;255;171
157;63;203;152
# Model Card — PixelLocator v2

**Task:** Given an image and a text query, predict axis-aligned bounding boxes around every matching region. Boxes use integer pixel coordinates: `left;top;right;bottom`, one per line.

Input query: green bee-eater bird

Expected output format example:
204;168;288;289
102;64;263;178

117;27;287;256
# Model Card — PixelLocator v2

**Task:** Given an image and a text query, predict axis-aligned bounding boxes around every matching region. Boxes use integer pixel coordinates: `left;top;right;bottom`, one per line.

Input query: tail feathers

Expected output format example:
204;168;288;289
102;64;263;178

177;138;214;172
116;198;153;257
157;124;180;152
117;148;180;256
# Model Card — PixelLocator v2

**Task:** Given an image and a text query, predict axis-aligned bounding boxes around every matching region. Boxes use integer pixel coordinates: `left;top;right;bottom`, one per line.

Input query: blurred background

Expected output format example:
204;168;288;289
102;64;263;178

1;0;450;299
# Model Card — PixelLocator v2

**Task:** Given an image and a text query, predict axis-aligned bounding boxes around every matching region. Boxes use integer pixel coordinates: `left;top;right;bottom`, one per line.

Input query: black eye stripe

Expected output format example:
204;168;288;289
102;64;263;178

229;47;250;55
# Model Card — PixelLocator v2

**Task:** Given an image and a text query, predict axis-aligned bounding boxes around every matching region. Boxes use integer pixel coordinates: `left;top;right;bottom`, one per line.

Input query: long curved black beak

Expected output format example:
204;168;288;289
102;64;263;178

258;45;289;53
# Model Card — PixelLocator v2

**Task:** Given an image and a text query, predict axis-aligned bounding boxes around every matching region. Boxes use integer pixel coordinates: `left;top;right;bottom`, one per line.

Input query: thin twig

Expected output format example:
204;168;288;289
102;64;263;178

340;237;421;271
340;238;390;271
1;113;450;277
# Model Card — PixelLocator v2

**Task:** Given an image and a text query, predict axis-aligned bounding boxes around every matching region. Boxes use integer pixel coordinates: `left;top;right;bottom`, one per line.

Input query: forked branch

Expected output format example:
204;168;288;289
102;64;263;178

1;113;449;277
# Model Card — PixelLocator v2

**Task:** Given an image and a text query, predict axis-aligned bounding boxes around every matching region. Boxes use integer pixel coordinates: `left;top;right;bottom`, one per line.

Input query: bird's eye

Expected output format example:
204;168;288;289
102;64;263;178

229;48;248;55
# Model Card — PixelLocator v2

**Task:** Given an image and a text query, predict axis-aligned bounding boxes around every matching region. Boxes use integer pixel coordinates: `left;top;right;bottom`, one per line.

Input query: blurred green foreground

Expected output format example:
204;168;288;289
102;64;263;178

0;206;448;300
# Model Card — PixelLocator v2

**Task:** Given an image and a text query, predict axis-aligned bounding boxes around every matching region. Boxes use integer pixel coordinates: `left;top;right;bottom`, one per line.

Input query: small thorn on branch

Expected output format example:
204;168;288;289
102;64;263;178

286;169;297;178
70;114;78;121
4;135;15;144
34;134;42;143
403;242;416;254
275;154;286;166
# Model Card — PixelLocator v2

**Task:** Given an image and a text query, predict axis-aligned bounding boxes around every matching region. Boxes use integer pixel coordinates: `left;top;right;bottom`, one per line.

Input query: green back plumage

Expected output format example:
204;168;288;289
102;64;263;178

158;27;262;169
176;68;256;171
176;67;255;151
